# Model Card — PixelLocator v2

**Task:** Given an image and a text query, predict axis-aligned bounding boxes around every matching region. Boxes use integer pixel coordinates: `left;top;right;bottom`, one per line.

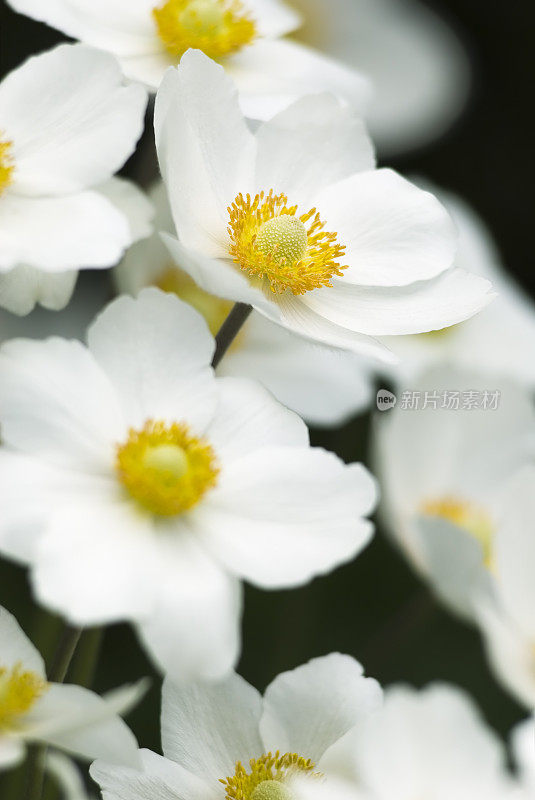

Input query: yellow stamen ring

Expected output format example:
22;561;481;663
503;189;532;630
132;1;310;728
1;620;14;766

116;420;219;516
221;752;318;800
0;663;47;731
153;0;256;59
228;190;348;295
0;135;14;196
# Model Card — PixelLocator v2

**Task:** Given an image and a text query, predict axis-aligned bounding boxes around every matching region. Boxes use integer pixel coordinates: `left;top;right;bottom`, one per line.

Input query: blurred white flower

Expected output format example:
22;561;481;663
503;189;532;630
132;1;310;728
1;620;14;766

0;289;377;682
475;466;535;709
381;184;535;387
290;0;471;157
0;606;141;772
345;684;511;800
116;182;373;427
0;44;151;315
374;365;535;621
510;716;535;797
91;653;382;800
6;0;370;119
155;50;493;363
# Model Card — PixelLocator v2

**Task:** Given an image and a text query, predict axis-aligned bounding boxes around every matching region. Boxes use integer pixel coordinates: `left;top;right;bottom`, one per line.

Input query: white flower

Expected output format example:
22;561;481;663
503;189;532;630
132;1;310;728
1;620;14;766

0;605;142;772
344;684;511;800
91;653;382;800
510;716;535;798
475;466;535;709
0;289;377;682
381;183;535;387
374;364;535;621
5;0;370;119
0;44;151;314
290;0;471;157
116;181;373;427
155;50;493;363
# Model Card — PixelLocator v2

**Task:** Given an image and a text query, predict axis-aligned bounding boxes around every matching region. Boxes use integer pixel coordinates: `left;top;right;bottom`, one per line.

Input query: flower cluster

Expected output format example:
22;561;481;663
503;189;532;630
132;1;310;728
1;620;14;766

0;1;532;798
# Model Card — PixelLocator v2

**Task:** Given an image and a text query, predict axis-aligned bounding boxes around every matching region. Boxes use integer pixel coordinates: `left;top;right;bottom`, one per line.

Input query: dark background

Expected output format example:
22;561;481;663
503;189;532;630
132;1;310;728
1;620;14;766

0;0;532;795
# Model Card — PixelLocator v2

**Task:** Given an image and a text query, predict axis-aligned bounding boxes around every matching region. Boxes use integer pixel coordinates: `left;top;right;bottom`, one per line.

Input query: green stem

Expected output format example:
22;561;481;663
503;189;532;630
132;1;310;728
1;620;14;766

212;302;252;368
24;625;83;800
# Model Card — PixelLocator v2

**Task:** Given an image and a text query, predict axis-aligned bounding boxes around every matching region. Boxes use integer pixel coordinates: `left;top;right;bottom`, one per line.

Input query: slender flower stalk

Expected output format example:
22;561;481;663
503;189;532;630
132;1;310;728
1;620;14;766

212;302;253;368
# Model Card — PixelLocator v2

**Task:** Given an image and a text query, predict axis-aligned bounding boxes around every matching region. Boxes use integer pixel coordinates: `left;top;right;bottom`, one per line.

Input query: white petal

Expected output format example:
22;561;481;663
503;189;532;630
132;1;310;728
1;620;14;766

0;191;131;272
271;293;399;362
302;268;494;336
32;503;161;625
254;94;375;205
477;600;535;710
0;605;46;676
46;753;89;800
0;337;124;469
511;716;535;787
155;50;256;258
0;266;77;315
494;466;535;638
228;39;370;122
206;376;309;462
248;0;301;37
118;49;176;91
314;170;456;287
98;177;155;244
87;288;217;430
351;683;506;795
196;449;376;588
161;672;263;782
412;514;493;622
5;0;160;56
91;748;213;800
0;44;147;195
136;559;242;683
161;234;269;310
219;314;373;427
0;453;111;565
260;654;382;763
24;683;140;768
0;737;25;771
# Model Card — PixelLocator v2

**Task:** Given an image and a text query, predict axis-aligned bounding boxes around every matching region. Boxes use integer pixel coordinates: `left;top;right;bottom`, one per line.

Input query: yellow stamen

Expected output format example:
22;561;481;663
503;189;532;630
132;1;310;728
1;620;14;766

0;134;14;196
221;752;318;800
421;496;494;568
153;0;256;59
116;419;219;516
228;190;348;295
0;663;47;731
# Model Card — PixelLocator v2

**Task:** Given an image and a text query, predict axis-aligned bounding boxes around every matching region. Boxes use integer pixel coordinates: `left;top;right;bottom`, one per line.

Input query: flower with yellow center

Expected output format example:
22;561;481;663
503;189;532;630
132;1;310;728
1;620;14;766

116;419;219;516
0;135;14;196
6;0;375;119
421;496;494;569
0;290;377;684
156;50;492;362
0;606;142;770
91;655;382;800
375;364;534;624
153;0;256;60
228;191;347;295
0;44;150;316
